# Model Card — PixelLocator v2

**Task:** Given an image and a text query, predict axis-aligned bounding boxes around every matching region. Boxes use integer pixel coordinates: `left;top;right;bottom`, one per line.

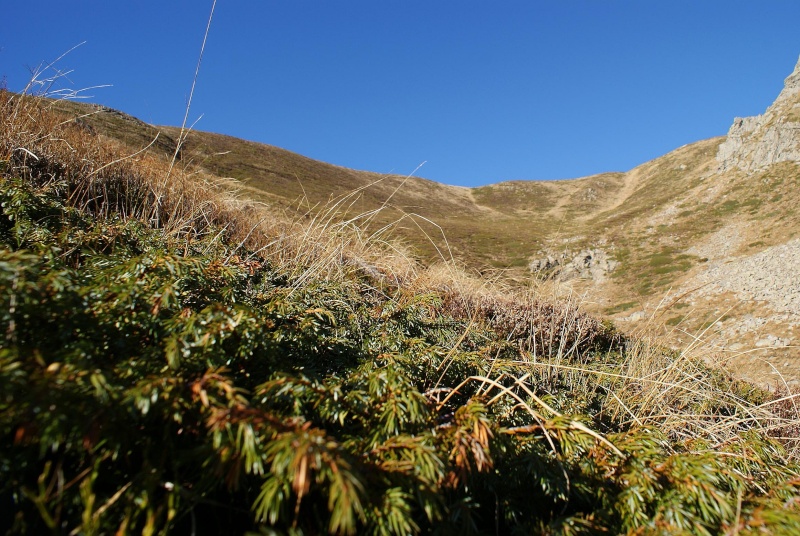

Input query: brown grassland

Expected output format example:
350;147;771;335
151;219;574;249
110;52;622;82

2;74;800;534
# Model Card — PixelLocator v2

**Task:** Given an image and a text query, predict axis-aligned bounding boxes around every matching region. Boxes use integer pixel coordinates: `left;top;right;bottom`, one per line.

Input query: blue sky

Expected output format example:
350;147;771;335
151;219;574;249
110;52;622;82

2;2;799;187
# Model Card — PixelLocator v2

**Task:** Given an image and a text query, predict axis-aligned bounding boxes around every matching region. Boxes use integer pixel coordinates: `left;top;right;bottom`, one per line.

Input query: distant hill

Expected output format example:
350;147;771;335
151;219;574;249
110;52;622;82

50;56;800;386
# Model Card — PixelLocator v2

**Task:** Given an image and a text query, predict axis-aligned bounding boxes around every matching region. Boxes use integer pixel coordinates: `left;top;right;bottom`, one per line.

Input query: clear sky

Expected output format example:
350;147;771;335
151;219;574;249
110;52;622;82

2;2;799;187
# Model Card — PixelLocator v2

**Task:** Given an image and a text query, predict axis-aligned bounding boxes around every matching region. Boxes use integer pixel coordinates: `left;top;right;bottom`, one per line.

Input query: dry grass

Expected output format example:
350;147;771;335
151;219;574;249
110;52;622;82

601;306;800;456
47;95;800;360
2;88;423;288
409;264;800;454
4;78;800;462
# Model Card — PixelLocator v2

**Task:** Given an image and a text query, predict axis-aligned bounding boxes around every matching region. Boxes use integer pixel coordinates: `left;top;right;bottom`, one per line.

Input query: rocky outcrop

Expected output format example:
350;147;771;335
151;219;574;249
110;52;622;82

529;249;618;281
89;104;151;127
690;238;800;317
717;55;800;172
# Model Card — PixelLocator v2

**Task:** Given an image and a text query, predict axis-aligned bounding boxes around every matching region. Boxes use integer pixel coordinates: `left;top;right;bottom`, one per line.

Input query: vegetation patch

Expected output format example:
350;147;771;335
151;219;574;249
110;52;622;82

640;249;696;280
665;315;685;326
715;199;741;216
3;91;800;535
606;301;638;314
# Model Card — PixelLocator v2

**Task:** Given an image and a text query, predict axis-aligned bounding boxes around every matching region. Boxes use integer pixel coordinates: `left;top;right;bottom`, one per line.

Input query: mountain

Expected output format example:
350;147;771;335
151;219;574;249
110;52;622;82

49;56;800;386
6;60;800;534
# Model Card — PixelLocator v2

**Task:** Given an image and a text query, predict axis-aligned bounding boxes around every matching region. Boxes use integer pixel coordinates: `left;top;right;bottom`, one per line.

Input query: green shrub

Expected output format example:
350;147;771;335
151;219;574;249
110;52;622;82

3;96;800;535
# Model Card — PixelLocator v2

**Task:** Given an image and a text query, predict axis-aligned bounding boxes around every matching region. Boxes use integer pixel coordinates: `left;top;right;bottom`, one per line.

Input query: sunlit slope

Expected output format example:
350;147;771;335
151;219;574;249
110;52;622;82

51;101;638;268
53;99;799;281
49;99;799;284
40;94;800;383
8;88;800;536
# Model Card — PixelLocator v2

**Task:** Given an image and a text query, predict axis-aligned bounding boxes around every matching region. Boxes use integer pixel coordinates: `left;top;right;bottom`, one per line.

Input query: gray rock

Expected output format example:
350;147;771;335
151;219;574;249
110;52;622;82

625;311;646;322
529;256;561;272
717;55;800;173
755;335;790;348
691;239;800;317
529;248;618;281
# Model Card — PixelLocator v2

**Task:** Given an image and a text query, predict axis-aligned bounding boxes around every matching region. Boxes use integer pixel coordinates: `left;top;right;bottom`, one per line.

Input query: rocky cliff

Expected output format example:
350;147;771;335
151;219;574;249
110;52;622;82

717;56;800;172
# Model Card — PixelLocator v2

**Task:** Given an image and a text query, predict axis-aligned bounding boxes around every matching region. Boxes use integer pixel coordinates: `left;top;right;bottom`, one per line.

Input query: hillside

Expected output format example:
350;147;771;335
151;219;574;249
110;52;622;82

48;56;800;388
4;63;800;533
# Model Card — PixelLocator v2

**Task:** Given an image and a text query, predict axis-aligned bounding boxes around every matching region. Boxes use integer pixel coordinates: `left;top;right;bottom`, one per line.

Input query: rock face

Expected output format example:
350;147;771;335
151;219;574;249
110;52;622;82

690;238;800;317
529;249;618;281
717;55;800;172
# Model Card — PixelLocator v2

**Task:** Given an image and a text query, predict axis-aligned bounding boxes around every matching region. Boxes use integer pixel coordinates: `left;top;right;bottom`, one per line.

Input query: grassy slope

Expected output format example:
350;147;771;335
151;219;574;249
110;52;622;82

50;98;800;384
46;103;749;261
51;100;800;263
6;91;800;534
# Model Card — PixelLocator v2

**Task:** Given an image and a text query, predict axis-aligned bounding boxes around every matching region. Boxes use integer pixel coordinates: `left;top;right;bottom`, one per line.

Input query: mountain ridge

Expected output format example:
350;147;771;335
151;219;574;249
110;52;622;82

7;83;800;535
47;56;800;385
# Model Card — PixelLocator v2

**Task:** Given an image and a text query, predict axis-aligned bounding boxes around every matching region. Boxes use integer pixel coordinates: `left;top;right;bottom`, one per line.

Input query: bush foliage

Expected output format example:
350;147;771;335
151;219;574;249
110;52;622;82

2;91;800;535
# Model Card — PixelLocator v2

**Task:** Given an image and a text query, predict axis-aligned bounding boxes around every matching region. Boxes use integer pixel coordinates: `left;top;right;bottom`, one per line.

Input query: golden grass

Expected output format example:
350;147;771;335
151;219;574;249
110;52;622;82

4;82;800;460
